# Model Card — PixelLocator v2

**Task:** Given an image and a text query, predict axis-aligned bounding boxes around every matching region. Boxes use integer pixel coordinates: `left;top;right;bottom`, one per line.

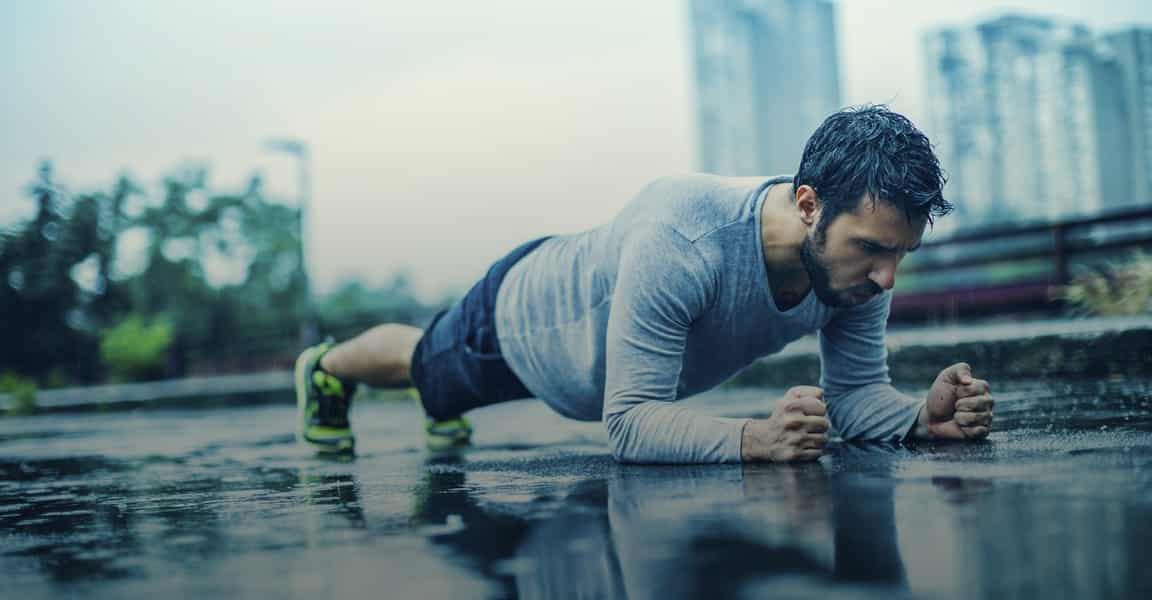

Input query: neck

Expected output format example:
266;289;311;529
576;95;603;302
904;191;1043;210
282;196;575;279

759;182;809;286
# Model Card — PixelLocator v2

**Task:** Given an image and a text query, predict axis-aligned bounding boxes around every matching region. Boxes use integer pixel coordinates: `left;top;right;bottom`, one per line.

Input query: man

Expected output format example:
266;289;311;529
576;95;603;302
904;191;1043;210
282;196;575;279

295;105;995;463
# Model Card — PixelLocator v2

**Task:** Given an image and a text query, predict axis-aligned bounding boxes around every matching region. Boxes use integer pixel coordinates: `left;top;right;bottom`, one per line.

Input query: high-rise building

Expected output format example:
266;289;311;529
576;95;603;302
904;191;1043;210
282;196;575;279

1102;27;1152;207
922;26;996;226
689;0;841;176
923;15;1137;228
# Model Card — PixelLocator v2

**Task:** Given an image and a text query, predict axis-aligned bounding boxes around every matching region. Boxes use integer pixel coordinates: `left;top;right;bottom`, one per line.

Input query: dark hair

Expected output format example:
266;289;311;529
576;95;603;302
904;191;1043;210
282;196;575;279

793;104;951;233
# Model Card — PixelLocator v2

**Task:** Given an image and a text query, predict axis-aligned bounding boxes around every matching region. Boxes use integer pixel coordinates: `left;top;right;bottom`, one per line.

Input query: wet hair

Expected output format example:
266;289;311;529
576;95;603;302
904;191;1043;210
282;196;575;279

793;104;951;235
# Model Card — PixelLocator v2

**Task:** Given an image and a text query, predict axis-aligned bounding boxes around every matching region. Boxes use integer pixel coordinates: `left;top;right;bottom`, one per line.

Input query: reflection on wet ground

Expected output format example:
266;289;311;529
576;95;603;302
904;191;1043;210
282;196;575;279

1;378;1151;599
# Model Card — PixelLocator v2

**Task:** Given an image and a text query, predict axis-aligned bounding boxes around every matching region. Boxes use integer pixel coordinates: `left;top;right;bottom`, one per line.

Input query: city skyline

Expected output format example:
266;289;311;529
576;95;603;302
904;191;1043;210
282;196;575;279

2;1;1149;298
924;14;1150;230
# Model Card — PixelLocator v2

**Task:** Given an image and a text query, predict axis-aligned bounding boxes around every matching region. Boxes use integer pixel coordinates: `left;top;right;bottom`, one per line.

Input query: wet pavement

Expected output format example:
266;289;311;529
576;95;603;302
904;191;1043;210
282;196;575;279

2;379;1151;599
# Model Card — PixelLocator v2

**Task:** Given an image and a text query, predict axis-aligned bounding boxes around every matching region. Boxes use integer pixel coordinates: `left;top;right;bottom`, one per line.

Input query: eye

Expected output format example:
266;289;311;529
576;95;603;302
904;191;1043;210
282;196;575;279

858;240;883;254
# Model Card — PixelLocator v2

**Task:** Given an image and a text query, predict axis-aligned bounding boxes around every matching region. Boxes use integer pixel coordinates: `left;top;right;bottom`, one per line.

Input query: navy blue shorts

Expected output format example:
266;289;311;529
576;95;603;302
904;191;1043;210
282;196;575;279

409;237;551;421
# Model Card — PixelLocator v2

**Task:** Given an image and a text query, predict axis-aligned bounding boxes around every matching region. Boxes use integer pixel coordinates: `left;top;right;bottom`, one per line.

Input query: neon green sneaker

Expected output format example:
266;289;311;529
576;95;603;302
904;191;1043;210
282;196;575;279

404;387;474;450
425;416;474;450
295;342;357;454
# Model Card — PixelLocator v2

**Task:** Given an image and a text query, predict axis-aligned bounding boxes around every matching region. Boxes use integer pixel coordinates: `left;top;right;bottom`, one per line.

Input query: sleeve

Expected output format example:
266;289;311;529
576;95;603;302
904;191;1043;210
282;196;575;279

602;224;748;464
818;291;924;442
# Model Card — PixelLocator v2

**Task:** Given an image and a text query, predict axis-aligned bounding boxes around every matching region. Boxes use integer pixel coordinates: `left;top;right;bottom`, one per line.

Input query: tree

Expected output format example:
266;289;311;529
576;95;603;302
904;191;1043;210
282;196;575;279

1;161;442;383
0;162;100;381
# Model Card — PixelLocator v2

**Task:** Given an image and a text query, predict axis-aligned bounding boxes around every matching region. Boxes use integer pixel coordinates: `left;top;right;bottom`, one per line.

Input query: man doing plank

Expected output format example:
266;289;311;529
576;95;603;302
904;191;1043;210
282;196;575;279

295;105;994;463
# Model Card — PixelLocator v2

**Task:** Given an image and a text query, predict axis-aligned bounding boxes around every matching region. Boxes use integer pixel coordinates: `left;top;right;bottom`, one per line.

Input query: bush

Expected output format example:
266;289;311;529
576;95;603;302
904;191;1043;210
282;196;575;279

100;316;173;382
0;372;38;415
1060;252;1152;316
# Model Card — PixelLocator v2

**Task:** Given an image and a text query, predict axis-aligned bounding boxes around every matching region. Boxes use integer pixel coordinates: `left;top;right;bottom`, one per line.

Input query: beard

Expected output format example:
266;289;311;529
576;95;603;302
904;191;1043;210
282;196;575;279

799;232;882;308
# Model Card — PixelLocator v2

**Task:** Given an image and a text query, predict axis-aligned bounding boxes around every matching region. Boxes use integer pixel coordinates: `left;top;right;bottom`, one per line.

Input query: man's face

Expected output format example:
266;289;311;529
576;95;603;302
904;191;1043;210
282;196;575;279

800;196;926;308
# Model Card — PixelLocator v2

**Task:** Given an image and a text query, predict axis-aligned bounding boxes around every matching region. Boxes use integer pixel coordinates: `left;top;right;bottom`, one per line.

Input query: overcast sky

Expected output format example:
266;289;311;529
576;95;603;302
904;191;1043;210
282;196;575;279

2;0;1149;297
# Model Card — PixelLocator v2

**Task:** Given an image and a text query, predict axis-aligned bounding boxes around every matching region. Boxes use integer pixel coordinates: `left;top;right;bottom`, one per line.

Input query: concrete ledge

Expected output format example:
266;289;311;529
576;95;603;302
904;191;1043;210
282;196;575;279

730;317;1152;388
1;371;292;413
4;316;1149;413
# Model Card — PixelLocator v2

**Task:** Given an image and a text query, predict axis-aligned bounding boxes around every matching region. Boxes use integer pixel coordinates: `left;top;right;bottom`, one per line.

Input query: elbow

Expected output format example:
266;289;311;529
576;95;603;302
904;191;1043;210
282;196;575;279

610;444;634;464
603;410;640;464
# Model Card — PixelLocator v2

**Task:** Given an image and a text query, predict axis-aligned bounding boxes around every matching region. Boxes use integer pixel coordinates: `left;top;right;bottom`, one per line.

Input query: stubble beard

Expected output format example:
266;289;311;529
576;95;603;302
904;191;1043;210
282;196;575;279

800;232;881;308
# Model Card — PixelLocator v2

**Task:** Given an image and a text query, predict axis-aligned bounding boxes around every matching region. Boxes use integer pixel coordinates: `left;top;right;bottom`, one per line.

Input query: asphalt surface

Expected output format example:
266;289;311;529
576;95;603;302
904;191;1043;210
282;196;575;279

2;378;1151;599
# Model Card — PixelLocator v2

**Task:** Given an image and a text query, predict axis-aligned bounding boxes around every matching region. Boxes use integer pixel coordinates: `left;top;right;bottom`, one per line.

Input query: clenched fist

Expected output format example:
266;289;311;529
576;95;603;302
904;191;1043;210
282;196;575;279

913;362;994;440
741;386;830;462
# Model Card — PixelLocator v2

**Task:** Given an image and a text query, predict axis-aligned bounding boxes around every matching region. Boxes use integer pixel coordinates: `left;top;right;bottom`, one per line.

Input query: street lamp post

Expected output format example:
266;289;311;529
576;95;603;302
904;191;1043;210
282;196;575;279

265;138;319;347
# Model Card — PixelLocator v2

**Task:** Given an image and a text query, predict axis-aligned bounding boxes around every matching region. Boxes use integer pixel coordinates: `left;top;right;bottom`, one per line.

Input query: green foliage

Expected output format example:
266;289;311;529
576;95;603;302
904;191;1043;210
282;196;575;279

1060;252;1152;316
1;160;443;384
100;316;173;382
0;163;101;381
0;372;38;415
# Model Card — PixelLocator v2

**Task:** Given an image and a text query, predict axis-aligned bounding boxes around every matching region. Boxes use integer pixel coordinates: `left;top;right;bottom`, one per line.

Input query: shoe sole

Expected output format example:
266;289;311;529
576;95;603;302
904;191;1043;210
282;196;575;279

426;432;471;451
294;345;318;444
295;346;355;455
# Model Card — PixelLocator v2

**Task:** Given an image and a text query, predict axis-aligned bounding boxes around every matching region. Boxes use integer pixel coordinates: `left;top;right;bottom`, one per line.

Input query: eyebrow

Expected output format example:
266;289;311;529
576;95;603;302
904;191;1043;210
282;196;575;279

859;238;921;253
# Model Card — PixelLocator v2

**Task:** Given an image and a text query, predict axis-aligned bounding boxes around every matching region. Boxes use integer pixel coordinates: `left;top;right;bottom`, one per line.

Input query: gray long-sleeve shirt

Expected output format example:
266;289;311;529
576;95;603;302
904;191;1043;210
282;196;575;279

494;174;925;464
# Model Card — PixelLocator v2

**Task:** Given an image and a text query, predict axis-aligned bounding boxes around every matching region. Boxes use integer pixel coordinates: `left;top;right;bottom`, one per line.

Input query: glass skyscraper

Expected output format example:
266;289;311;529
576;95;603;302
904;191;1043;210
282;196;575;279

923;15;1150;228
689;0;841;176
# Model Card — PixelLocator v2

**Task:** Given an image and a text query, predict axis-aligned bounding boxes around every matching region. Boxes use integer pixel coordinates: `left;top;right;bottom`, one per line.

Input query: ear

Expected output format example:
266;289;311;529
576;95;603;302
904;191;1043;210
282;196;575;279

794;185;821;227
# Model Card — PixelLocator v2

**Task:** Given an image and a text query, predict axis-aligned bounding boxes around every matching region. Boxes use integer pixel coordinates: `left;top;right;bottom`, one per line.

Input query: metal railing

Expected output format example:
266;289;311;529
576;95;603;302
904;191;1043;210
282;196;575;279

891;204;1152;321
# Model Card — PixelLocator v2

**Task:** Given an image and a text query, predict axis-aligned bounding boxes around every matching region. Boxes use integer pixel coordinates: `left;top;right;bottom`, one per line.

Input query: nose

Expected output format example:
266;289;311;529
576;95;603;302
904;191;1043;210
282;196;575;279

869;262;898;291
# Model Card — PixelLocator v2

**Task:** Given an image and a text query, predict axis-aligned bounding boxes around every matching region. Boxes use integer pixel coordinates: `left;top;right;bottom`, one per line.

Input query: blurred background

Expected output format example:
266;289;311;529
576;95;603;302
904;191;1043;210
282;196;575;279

1;0;1150;391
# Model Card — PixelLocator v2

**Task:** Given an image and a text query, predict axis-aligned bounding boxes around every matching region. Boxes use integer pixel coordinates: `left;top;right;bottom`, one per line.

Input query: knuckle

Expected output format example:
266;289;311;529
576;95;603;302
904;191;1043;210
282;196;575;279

967;426;989;438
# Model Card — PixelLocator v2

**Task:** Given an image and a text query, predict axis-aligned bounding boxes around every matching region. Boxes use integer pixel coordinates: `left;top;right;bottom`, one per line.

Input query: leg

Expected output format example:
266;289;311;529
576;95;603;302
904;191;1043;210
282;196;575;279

319;323;423;388
302;235;551;452
295;323;422;454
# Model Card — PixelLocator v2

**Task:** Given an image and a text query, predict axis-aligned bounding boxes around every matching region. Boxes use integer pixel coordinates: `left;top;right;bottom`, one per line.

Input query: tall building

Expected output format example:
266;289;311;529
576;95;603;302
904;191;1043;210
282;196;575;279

689;0;841;176
1102;27;1152;207
922;15;1138;228
922;26;996;226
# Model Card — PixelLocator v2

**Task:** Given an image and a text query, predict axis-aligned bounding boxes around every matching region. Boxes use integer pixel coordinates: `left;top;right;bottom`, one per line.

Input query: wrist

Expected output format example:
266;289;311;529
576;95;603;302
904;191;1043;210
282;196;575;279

907;403;933;440
740;418;775;462
740;418;758;461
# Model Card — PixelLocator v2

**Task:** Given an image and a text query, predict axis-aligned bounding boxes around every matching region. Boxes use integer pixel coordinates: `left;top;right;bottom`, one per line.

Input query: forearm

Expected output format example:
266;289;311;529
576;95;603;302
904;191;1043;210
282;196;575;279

826;382;924;443
604;400;746;464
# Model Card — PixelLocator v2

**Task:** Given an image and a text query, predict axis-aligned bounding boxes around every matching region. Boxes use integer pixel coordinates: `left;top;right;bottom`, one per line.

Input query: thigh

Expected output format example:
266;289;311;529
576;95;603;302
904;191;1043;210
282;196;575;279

409;287;531;421
410;237;550;420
